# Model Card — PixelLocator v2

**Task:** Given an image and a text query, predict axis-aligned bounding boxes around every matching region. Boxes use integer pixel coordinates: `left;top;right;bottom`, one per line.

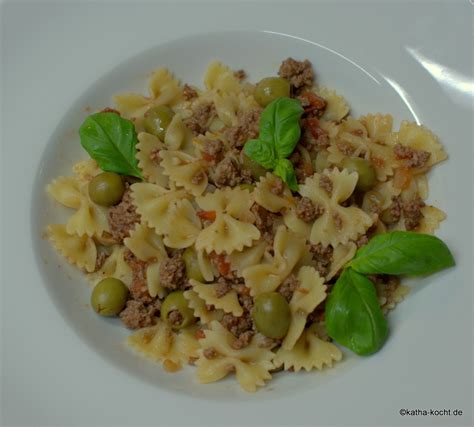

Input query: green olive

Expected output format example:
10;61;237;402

254;77;291;107
252;292;291;339
341;157;377;191
314;151;331;173
182;247;204;282
88;172;125;207
379;207;399;225
242;154;266;180
161;291;196;330
143;105;174;140
239;183;254;192
91;278;129;317
361;190;383;213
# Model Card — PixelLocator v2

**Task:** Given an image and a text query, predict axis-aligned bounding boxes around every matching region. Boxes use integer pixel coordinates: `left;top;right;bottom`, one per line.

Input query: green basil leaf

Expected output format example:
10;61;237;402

273;159;298;191
325;268;388;356
243;139;276;169
79;112;143;178
259;97;304;159
349;231;455;276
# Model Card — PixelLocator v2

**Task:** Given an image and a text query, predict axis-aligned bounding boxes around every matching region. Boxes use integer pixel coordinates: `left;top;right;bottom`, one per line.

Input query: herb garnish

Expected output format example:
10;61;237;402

326;231;455;355
244;97;303;190
79;112;142;179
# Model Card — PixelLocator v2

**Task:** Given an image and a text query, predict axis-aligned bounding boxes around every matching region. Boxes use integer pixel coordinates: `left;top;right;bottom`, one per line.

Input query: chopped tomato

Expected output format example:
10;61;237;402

304;117;326;140
202;152;215;162
197;210;216;221
195;329;206;339
216;254;231;277
299;91;327;114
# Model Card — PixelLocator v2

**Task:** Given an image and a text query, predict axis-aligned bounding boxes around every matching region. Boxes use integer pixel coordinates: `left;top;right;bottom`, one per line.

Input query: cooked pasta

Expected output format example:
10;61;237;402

45;57;448;392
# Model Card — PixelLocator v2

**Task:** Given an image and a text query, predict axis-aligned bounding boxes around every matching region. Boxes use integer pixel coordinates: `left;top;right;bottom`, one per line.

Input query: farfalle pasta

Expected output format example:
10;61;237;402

195;321;274;392
45;57;448;392
195;187;260;254
298;169;373;246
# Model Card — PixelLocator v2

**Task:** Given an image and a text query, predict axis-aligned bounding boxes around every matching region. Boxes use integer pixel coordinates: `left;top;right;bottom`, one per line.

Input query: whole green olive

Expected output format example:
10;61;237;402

361;190;383;213
341;157;377;191
88;172;125;207
242;154;266;180
182;247;204;282
254;77;291;107
91;278;129;317
314;151;331;173
252;292;291;339
379;206;400;225
143;105;174;140
160;291;196;330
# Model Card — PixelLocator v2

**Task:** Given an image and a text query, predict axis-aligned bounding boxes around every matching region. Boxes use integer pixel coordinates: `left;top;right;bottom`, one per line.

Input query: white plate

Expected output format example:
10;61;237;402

2;2;472;426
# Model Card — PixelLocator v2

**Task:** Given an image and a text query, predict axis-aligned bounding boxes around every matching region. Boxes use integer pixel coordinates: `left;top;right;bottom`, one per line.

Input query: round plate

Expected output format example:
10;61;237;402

31;30;451;400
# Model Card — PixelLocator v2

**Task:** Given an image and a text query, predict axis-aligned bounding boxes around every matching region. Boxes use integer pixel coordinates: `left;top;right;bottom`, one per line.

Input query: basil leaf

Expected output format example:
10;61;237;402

243;97;303;189
273;159;298;191
349;231;455;276
325;268;388;356
259;97;304;159
243;139;276;169
79;112;142;178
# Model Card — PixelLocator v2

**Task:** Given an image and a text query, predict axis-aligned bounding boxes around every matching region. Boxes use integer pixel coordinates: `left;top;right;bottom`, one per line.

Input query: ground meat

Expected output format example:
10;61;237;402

191;171;206;185
278;58;314;90
319;174;333;195
296;196;324;223
336;141;356;156
167;310;183;327
203;347;218;359
159;253;187;290
302;118;330;151
221;313;253;337
278;275;299;302
381;196;402;225
215;277;233;298
202;137;224;160
289;152;314;184
332;213;343;230
394;144;431;169
298;92;327;118
270;177;284;195
225;108;261;149
356;235;369;248
403;197;425;230
124;250;154;304
310;243;333;277
185;102;216;135
234;284;254;313
100;107;121;115
182;84;198;101
231;330;255;350
251;203;279;242
212;157;248;187
119;300;160;329
107;185;141;243
94;249;109;272
234;69;246;81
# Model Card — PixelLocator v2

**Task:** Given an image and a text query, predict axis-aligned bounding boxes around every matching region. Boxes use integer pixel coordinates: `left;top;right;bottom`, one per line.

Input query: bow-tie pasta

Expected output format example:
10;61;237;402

114;68;182;119
195;321;274;392
298;169;373;247
195;187;260;254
